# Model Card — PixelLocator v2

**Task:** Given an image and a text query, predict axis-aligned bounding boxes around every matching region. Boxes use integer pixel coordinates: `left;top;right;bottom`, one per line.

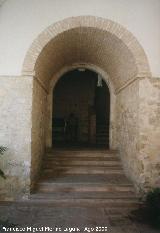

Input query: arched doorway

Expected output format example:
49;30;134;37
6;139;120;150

52;69;110;148
21;16;151;192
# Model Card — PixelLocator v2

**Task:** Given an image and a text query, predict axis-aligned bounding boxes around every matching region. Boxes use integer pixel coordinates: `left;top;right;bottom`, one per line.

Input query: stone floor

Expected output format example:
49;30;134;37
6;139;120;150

0;203;159;233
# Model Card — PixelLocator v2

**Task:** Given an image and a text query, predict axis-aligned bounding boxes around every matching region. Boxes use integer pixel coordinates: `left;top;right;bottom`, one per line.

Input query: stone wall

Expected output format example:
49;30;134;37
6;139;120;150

116;78;160;193
116;80;140;191
0;75;160;200
138;78;160;191
31;78;47;190
0;75;48;199
0;76;32;200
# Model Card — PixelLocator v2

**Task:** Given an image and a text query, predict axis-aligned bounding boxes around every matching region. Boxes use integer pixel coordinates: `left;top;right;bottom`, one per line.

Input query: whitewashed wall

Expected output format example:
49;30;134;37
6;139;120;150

0;76;33;200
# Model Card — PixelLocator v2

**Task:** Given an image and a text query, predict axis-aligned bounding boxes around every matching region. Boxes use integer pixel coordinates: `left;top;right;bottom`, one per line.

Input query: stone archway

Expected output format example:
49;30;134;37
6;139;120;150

22;16;150;82
21;16;151;191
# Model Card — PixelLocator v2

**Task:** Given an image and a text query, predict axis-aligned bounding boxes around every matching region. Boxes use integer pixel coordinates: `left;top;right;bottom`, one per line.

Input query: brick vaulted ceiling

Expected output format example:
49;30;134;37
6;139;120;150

22;16;151;91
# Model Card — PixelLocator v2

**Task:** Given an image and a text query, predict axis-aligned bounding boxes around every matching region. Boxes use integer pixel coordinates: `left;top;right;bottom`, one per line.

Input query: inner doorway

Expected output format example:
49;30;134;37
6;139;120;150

52;69;110;148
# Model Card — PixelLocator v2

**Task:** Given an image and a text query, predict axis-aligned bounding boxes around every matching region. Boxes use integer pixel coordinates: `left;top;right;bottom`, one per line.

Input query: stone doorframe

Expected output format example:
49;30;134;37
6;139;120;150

46;63;116;149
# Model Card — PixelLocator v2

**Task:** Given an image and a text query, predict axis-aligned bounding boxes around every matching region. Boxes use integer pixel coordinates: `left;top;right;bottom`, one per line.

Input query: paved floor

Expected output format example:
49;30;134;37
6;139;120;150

0;203;159;233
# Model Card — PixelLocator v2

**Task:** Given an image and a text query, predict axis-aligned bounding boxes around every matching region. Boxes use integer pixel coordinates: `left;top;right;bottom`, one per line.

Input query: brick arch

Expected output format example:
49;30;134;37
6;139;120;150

27;16;152;192
22;16;151;91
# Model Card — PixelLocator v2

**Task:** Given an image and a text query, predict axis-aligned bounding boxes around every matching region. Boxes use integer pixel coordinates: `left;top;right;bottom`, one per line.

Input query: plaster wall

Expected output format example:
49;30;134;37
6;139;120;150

116;80;140;190
0;0;160;77
31;79;47;190
138;78;160;191
116;78;160;192
0;76;32;200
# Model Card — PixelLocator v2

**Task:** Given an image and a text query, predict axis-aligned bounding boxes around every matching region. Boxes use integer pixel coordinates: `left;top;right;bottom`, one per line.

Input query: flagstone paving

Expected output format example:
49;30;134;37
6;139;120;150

0;203;159;233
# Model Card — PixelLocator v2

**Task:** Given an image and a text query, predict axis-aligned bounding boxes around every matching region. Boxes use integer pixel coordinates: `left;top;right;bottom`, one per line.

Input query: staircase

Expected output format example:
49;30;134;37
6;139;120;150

30;148;140;211
96;124;109;146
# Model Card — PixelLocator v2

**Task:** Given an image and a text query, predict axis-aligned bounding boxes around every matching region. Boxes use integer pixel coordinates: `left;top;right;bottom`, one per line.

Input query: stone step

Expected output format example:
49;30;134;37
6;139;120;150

31;148;139;210
43;156;120;161
45;152;118;157
45;154;118;159
42;166;124;175
39;174;132;184
43;160;121;167
27;198;140;208
36;182;135;193
31;191;138;200
46;150;117;157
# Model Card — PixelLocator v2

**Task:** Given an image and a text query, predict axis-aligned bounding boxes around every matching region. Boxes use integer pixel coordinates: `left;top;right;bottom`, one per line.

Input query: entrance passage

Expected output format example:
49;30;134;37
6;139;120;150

52;69;110;147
